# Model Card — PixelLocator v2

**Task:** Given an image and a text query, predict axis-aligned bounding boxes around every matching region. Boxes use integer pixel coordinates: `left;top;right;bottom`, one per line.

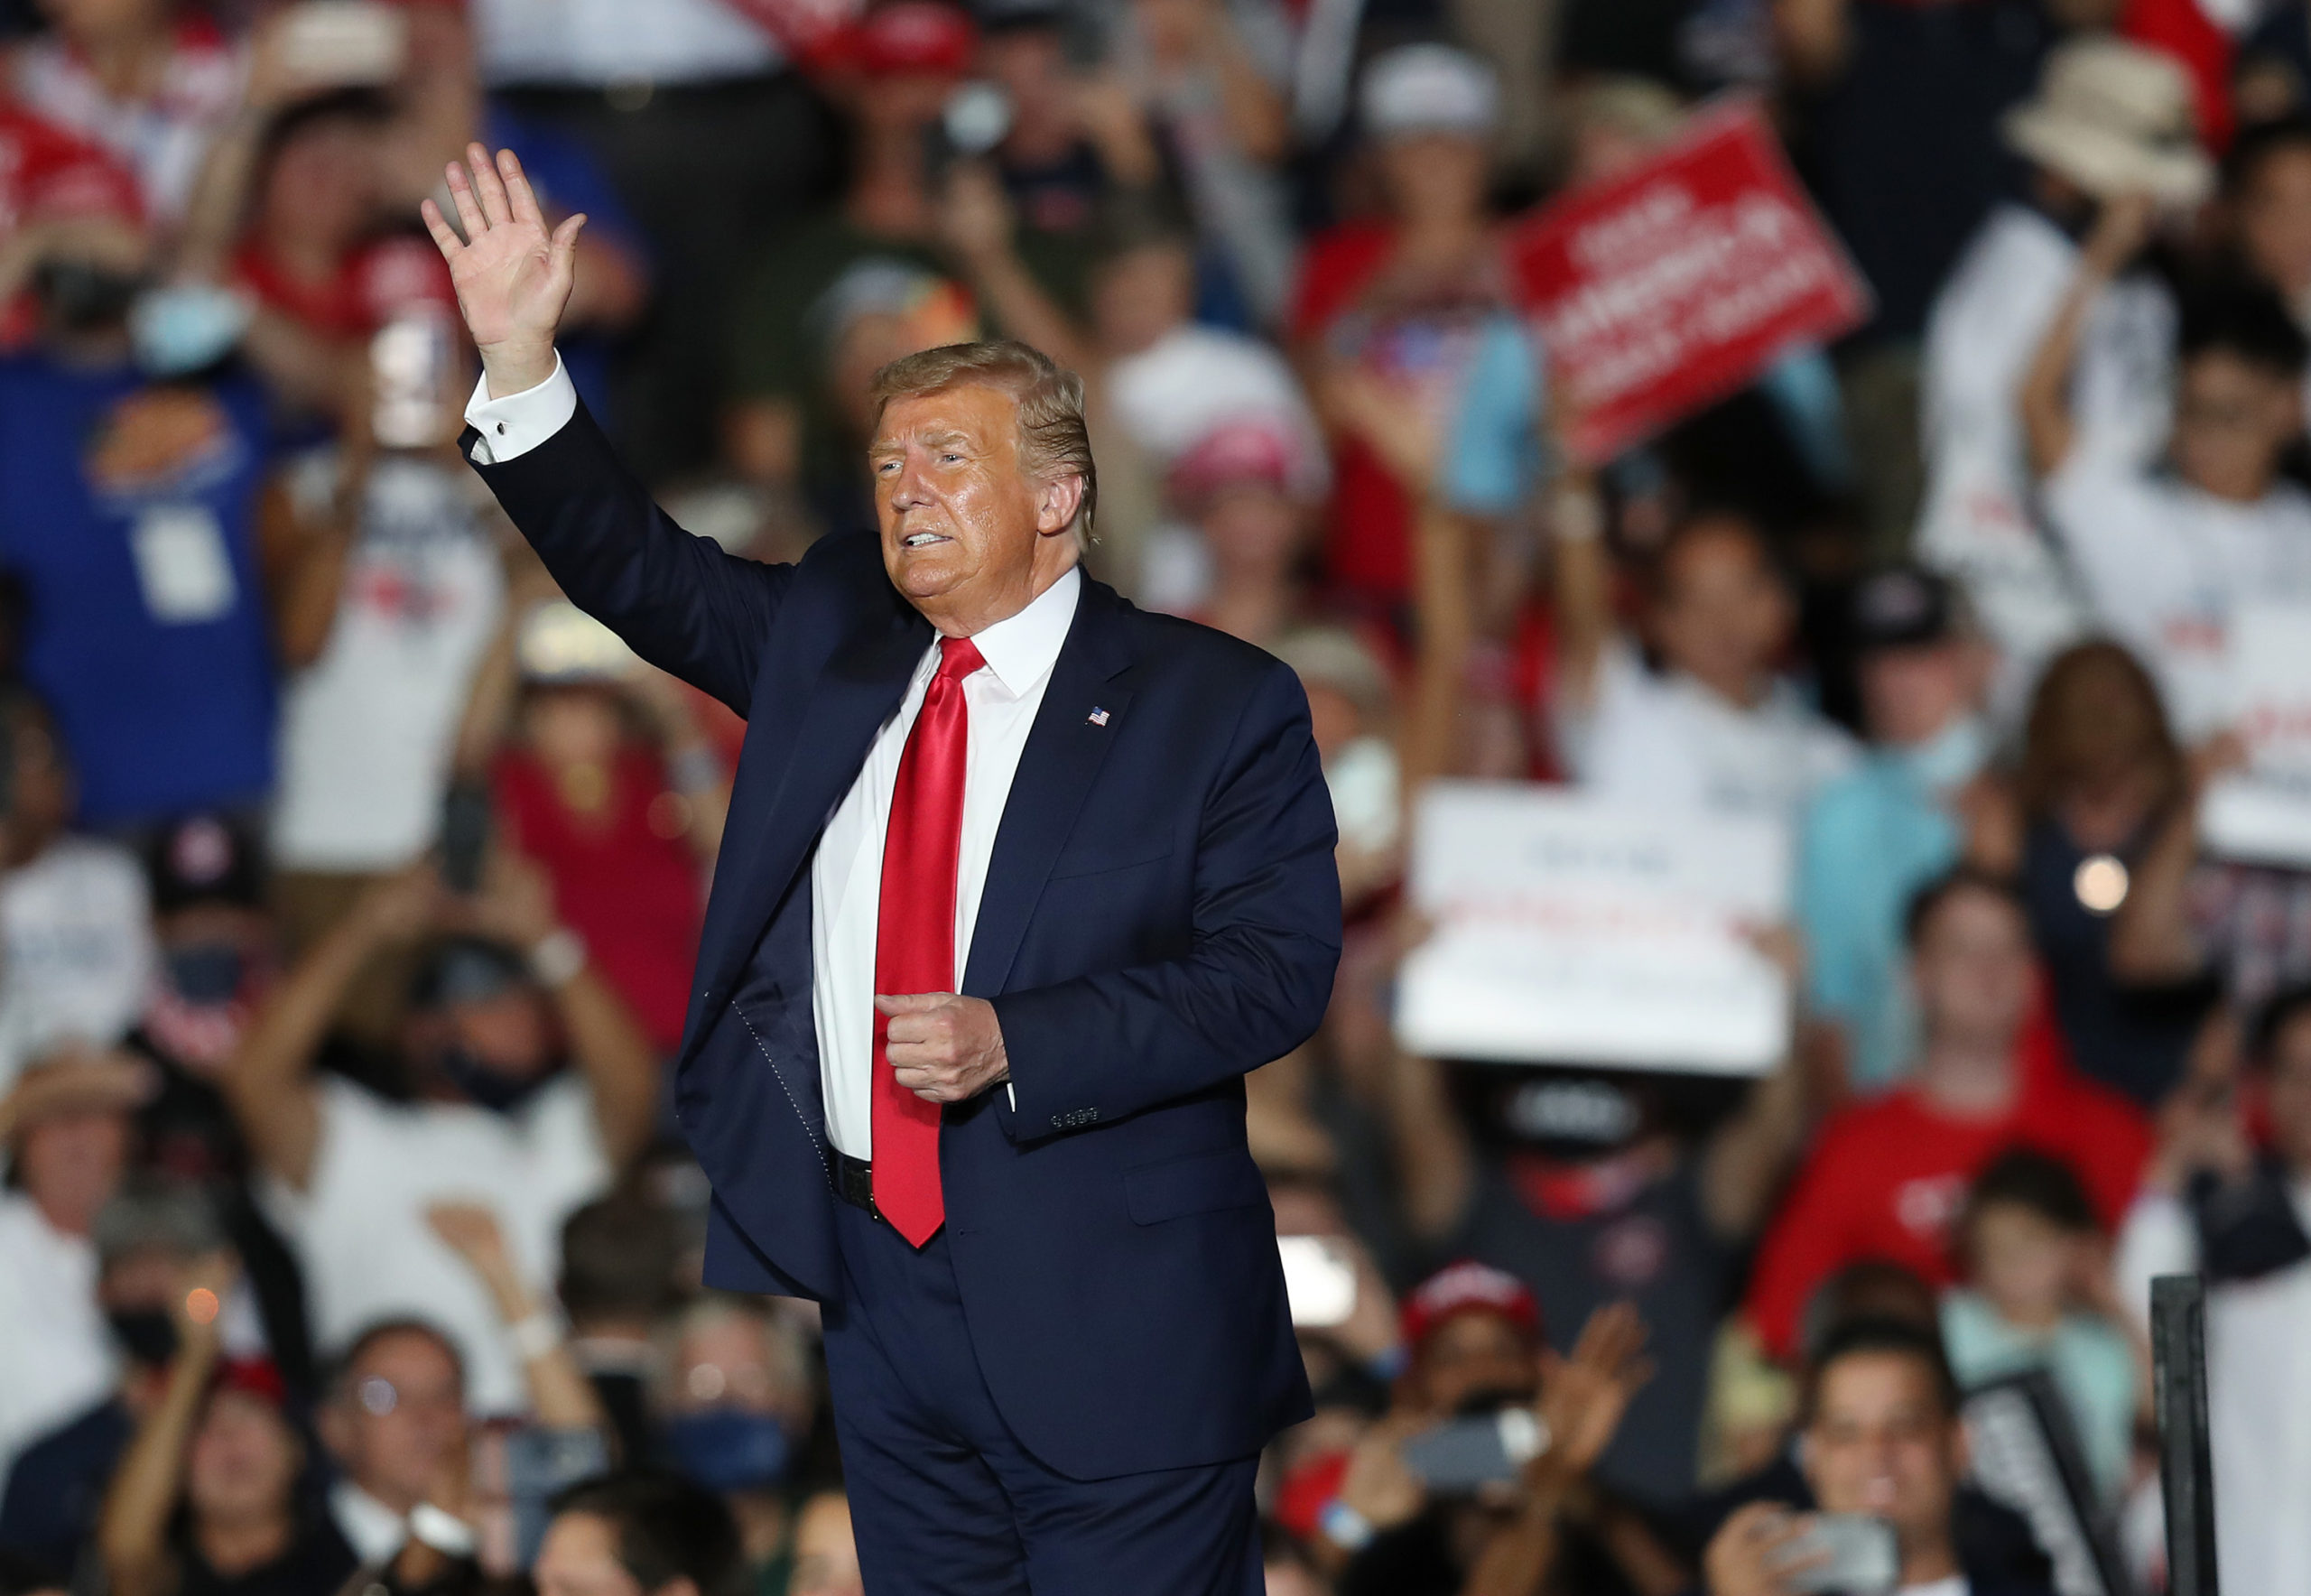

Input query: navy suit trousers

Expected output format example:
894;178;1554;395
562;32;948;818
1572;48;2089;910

823;1199;1264;1596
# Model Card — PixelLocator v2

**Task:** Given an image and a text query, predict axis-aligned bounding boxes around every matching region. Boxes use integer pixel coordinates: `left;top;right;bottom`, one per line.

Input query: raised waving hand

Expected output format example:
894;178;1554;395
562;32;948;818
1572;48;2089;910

420;143;586;398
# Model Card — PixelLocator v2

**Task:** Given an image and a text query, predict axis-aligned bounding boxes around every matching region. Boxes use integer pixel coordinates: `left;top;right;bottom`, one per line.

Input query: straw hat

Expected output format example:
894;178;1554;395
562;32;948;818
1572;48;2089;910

2002;37;2214;206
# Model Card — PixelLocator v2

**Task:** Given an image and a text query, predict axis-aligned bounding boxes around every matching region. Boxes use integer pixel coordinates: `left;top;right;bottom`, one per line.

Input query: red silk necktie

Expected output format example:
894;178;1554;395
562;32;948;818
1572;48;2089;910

871;634;984;1246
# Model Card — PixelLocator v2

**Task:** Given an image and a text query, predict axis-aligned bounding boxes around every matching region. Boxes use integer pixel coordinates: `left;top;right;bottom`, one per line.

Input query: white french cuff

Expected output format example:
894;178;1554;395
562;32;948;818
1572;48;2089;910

463;350;577;465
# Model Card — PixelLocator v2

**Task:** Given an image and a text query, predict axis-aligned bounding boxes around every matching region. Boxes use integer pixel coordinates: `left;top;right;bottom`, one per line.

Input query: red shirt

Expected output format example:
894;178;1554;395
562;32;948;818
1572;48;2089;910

1743;1024;2152;1359
494;748;706;1054
1289;222;1409;600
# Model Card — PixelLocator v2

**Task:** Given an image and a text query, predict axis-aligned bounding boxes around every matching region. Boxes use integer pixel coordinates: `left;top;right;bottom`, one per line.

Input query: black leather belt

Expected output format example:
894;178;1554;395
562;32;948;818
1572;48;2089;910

828;1147;885;1222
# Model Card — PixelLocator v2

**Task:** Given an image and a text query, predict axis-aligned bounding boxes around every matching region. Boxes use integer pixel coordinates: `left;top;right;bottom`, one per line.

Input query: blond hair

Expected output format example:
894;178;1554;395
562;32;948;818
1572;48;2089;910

868;339;1096;545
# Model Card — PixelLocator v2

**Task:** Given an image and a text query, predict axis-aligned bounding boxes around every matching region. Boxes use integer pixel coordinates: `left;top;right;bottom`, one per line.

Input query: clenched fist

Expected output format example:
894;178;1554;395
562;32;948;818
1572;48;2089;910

877;992;1009;1103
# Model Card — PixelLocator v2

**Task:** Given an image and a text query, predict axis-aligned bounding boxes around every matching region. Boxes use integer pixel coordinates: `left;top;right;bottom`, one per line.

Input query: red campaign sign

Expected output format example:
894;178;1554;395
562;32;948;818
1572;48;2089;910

1508;99;1872;463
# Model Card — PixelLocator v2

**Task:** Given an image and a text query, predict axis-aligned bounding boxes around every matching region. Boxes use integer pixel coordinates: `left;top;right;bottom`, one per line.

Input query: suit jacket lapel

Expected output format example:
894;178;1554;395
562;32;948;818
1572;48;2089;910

692;598;932;1023
963;578;1137;998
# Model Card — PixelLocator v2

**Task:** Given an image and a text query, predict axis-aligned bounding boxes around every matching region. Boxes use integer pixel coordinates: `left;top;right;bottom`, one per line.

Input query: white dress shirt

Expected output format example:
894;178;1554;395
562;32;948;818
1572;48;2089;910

467;360;1081;1159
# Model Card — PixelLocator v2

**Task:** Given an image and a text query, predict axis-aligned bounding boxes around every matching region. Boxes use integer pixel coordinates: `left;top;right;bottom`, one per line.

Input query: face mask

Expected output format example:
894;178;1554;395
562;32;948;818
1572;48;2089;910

661;1407;790;1492
1899;713;1990;795
440;1046;547;1114
108;1307;179;1367
34;259;142;332
130;283;252;377
166;942;246;1006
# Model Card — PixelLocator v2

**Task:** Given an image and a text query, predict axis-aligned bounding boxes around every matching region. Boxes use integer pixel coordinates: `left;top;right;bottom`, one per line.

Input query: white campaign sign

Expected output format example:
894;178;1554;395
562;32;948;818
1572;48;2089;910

1395;782;1791;1074
2201;601;2311;868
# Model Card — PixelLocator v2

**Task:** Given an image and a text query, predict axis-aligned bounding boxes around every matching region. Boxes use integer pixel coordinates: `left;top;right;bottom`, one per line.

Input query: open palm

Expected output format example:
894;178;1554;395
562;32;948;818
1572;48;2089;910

421;143;585;389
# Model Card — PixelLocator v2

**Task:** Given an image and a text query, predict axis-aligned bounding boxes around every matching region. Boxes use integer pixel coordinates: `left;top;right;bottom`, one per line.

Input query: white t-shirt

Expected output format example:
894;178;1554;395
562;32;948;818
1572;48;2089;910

257;1074;608;1415
270;455;505;872
1564;645;1859;827
2046;453;2311;741
1898;1578;1968;1596
0;837;157;1090
1917;202;2176;715
0;1192;114;1482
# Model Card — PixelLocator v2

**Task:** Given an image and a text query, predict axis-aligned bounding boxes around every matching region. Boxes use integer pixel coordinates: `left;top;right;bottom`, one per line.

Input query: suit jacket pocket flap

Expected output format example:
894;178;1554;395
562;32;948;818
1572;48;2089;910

1125;1147;1267;1224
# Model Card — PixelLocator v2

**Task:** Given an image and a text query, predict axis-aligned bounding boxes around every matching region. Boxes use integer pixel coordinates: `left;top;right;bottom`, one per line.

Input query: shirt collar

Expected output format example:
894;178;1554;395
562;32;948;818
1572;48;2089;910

965;564;1081;698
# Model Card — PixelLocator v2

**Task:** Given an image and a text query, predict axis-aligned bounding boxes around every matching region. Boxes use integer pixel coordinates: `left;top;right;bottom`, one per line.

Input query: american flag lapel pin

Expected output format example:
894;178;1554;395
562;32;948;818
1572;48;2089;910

1086;706;1110;727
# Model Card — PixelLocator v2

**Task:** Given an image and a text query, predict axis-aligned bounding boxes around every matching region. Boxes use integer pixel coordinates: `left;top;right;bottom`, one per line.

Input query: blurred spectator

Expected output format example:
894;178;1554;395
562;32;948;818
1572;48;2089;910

2115;986;2311;1596
1558;511;1858;826
1114;0;1295;327
1744;869;2151;1359
478;0;831;485
1385;1039;1811;1499
1919;38;2207;715
1161;415;1323;643
1091;209;1324;607
786;1490;865;1596
0;689;157;1086
229;859;656;1414
2027;269;2311;743
1291;43;1509;609
534;1472;744;1596
1938;1148;2139;1502
266;341;506;892
0;1052;150;1481
0;192;285;830
1308;1277;1657;1596
0;1178;225;1577
2015;643;2213;1107
725;1;1088;538
96;1269;353;1596
490;600;723;1057
2221;116;2311;346
1797;566;2002;1093
1271;625;1399;908
7;0;244;226
979;1;1164;237
555;1192;682;1470
655;1296;821;1584
1699;1317;2056;1596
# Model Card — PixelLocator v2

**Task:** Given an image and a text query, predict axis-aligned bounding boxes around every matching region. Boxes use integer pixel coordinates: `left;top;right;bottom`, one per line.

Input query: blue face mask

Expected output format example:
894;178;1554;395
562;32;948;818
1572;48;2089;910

1899;713;1990;795
661;1407;790;1493
166;942;246;1005
130;283;251;377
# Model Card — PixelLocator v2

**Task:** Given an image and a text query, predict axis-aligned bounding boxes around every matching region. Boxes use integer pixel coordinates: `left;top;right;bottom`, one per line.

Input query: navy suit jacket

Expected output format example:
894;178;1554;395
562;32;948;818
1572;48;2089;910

466;403;1340;1480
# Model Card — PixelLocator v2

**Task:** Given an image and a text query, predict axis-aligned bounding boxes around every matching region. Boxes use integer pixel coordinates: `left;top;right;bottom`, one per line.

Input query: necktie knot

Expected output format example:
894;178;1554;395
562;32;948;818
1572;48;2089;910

938;636;986;683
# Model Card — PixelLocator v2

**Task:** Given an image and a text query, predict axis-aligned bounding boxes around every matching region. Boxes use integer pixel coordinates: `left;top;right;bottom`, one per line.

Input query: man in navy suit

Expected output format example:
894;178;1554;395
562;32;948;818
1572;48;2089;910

424;146;1341;1592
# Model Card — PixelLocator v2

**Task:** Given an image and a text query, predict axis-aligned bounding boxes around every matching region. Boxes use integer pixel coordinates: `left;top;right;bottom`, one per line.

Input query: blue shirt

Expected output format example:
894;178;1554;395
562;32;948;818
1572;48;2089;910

1796;739;1968;1090
0;357;278;825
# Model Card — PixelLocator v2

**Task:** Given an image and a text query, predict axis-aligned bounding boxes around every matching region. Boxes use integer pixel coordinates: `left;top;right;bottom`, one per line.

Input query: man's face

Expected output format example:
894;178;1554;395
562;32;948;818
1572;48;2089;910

1091;243;1193;357
870;384;1078;630
2172;349;2301;503
186;1389;301;1525
321;1329;468;1512
1910;886;2033;1052
1803;1352;1963;1557
18;1105;129;1233
1651;520;1792;697
261;118;383;257
2239;145;2311;301
2266;1013;2311;1169
1858;642;1978;750
534;1511;648;1596
5;711;74;863
1378;133;1490;227
1414;1310;1538;1417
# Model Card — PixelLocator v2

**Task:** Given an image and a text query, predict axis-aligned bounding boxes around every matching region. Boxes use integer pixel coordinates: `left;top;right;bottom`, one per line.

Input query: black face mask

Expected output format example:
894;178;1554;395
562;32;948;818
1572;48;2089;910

440;1046;546;1114
166;942;246;1005
33;259;140;333
107;1307;179;1367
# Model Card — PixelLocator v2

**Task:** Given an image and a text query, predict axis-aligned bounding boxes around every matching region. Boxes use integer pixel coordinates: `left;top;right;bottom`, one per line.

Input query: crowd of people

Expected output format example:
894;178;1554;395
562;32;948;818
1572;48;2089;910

0;0;2308;1590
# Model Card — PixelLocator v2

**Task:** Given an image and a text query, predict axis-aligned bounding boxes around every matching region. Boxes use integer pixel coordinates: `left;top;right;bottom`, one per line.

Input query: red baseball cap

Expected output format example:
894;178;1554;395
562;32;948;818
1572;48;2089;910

840;1;976;76
214;1356;290;1410
1399;1260;1541;1352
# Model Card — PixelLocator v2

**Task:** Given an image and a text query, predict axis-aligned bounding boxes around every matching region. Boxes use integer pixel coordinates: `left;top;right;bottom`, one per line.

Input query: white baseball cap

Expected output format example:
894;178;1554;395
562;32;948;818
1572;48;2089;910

1360;43;1499;140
